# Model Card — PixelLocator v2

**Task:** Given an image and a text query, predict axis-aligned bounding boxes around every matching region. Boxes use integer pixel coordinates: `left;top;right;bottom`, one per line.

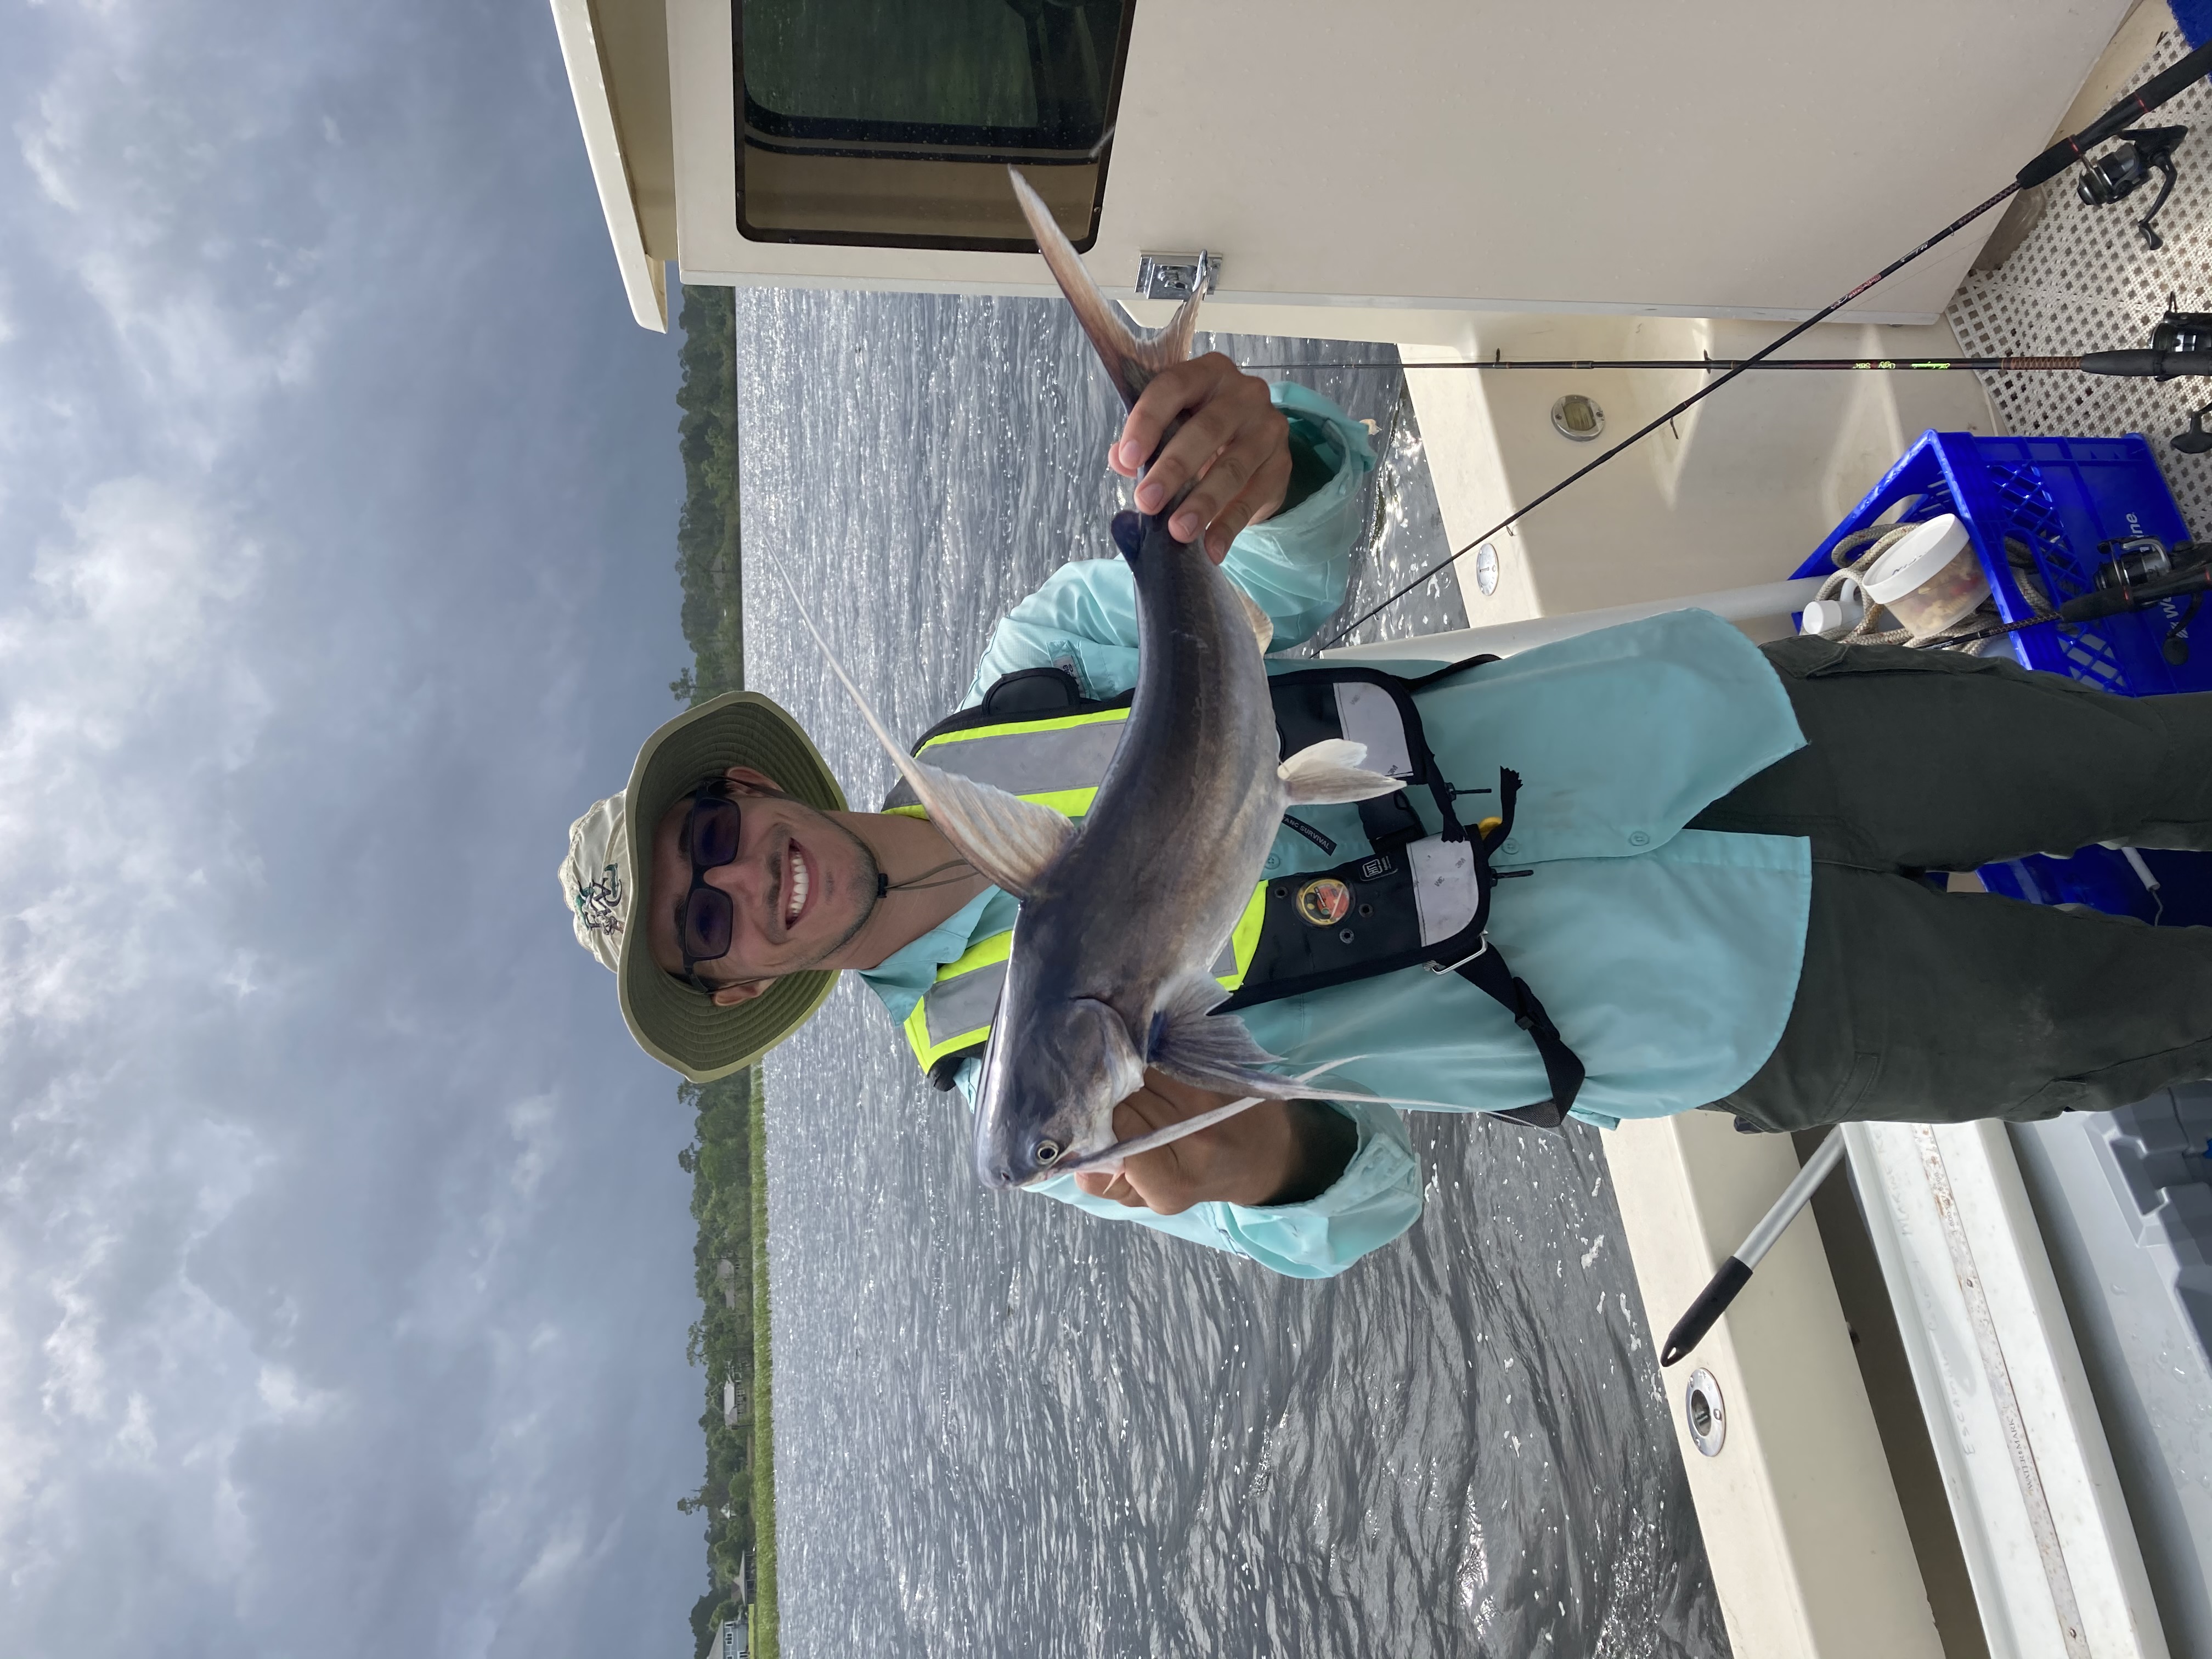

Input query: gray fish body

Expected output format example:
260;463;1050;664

970;502;1288;1188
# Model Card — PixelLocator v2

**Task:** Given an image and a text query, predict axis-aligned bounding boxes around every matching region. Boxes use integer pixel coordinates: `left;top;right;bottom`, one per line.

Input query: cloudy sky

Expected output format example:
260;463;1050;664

0;3;710;1654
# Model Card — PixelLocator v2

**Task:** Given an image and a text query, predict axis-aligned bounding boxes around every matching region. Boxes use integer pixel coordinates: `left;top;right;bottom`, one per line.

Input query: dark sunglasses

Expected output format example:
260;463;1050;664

676;783;746;991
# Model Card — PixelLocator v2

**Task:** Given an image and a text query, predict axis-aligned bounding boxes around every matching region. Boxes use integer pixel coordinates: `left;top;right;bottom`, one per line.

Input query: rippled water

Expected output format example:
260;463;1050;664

736;288;1726;1659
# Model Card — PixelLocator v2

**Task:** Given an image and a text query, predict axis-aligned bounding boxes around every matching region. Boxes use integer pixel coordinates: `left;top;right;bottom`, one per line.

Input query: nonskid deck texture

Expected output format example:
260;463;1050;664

1951;22;2212;533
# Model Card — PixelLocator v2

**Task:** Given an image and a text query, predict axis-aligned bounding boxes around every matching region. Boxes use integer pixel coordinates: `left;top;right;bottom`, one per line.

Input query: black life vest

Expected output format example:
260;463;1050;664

884;659;1584;1128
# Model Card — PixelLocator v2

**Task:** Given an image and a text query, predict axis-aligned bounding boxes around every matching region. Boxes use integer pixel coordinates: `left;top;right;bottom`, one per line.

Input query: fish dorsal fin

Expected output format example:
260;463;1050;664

907;760;1075;898
760;550;1074;897
1233;582;1273;653
1009;167;1203;410
1277;739;1401;806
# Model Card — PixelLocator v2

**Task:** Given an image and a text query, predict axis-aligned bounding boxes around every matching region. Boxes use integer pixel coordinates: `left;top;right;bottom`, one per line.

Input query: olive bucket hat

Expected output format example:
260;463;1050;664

559;690;848;1082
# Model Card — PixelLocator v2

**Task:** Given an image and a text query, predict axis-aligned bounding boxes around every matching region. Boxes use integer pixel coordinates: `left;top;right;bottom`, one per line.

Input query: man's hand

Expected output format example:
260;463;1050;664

1070;1070;1357;1215
1109;354;1290;562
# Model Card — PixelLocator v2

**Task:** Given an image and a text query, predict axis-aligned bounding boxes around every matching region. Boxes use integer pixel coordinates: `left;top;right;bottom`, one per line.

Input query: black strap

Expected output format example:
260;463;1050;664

1423;765;1580;1130
1450;945;1581;1128
1403;652;1502;689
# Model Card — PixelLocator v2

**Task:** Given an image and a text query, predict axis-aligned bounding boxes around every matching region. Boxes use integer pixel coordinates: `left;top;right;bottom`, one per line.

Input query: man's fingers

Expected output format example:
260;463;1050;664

1118;1144;1199;1215
1137;399;1244;520
1115;356;1225;476
1201;450;1293;561
1107;353;1294;561
1165;443;1258;545
1110;1089;1172;1138
1072;1169;1147;1206
1203;504;1255;563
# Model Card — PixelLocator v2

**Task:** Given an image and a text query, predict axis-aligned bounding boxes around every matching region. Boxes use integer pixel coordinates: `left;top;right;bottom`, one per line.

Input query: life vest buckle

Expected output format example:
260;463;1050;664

1427;934;1491;975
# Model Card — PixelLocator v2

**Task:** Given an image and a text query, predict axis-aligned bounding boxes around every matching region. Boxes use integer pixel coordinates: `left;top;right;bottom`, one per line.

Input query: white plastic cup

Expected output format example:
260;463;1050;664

1860;514;1988;636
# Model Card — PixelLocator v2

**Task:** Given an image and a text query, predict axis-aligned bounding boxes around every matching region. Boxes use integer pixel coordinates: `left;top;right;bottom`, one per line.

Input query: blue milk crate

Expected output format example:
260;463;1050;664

1794;429;2212;926
1978;847;2212;928
1787;431;2206;696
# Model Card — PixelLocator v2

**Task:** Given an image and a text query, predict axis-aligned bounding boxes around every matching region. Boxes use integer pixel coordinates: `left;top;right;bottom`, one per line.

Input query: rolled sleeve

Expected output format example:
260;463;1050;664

1222;382;1375;650
962;384;1375;704
1023;1097;1423;1279
962;558;1143;704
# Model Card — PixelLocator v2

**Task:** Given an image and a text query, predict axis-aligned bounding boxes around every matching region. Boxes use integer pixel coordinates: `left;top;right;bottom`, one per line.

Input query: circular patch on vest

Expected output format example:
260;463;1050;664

1294;878;1352;927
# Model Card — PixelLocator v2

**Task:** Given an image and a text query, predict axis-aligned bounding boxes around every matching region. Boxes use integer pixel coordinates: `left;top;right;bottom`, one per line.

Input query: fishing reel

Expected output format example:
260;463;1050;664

2077;125;2187;249
2091;535;2212;663
2094;534;2207;592
2143;306;2212;452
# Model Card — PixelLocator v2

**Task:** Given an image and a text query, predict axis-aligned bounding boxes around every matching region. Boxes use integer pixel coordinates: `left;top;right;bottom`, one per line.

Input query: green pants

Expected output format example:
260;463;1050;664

1688;634;2212;1132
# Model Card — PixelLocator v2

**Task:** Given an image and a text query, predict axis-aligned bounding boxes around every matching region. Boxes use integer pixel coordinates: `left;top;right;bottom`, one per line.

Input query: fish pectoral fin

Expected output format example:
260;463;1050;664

1008;167;1199;409
909;760;1075;898
1232;582;1274;653
1144;975;1286;1096
756;546;1073;895
1278;739;1402;806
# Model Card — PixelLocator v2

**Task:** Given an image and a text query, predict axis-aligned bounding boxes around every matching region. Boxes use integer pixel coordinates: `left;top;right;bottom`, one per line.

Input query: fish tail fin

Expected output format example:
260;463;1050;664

1009;167;1201;410
1278;739;1401;806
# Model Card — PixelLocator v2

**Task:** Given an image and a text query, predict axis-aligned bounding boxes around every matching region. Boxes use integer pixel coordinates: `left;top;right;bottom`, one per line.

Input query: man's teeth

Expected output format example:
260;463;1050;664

786;849;809;924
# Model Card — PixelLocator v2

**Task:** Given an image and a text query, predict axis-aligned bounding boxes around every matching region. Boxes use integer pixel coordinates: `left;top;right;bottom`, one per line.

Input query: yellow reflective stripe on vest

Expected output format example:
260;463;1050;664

1216;881;1268;989
904;930;1014;1069
906;879;1272;1074
883;706;1130;821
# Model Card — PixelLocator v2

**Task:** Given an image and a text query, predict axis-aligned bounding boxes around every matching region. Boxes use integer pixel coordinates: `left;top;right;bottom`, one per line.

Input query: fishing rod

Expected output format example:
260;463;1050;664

1242;349;2212;377
1316;39;2212;648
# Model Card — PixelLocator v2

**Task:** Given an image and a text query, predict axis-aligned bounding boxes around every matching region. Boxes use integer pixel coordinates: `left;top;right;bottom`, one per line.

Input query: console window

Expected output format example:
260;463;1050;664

735;0;1133;250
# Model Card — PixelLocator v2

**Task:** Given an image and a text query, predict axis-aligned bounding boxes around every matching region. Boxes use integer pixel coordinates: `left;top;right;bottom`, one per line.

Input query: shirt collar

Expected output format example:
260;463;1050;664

855;885;1018;1023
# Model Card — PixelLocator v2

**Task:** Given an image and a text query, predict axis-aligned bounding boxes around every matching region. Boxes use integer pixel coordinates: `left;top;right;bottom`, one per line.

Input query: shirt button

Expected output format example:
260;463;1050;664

1264;853;1281;871
1628;829;1651;847
1501;838;1519;855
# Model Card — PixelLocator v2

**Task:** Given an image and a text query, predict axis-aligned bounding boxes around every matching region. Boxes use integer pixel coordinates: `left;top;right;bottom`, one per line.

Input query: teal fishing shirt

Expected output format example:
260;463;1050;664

859;382;1812;1279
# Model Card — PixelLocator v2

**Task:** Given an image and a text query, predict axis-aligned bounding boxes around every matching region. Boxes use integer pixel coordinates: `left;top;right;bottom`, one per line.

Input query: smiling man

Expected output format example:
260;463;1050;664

563;356;2212;1279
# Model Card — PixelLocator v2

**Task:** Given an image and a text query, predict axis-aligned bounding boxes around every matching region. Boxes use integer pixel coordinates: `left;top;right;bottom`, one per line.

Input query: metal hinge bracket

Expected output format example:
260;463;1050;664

1133;252;1221;302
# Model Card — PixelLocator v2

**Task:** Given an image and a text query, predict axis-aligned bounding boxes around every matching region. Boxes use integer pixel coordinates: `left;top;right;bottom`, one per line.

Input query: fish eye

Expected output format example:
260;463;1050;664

1033;1139;1063;1166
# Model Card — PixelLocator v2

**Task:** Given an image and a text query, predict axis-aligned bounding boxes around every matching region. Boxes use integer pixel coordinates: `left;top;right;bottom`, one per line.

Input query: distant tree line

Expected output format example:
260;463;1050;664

672;285;743;707
678;1070;774;1658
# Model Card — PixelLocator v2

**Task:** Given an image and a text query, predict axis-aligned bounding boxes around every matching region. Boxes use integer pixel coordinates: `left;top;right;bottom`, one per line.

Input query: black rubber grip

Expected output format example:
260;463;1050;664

2017;40;2212;188
1661;1255;1753;1368
2057;587;2132;623
2076;350;2212;378
2129;38;2212;122
2017;139;2084;191
2058;563;2212;623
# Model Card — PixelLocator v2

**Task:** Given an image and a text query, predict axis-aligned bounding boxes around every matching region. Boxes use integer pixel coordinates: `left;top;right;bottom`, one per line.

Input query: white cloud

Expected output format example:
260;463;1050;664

0;474;269;1029
113;1391;155;1463
506;1096;562;1201
255;1364;339;1424
13;0;330;466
